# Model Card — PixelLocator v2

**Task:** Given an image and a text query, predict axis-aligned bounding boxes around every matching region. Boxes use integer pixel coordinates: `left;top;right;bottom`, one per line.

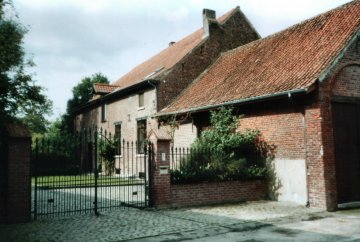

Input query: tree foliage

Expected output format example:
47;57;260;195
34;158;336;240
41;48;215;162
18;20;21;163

99;137;116;175
66;73;109;114
0;0;52;133
193;107;259;154
57;72;109;134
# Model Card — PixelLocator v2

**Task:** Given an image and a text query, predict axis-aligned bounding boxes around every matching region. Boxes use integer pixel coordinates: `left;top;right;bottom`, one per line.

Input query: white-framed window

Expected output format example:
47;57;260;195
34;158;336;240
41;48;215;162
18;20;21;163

114;123;121;156
101;103;107;122
138;93;144;108
137;119;146;154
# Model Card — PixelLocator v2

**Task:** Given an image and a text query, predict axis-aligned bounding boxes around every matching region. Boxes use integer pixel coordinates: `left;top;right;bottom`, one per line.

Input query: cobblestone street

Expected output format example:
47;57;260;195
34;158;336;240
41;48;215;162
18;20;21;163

2;201;360;241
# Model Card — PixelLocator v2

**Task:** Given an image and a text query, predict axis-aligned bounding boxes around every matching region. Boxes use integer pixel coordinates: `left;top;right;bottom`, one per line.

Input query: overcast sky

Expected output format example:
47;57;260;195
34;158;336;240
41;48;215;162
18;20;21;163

13;0;352;120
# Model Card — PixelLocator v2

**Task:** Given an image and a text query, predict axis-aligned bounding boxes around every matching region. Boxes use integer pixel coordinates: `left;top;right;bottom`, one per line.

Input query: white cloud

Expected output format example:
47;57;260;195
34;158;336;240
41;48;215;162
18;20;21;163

12;0;352;120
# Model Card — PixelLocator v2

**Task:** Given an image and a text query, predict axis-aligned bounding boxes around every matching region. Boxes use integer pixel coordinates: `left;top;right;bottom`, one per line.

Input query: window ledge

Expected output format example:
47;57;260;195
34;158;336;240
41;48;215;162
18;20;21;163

137;107;145;111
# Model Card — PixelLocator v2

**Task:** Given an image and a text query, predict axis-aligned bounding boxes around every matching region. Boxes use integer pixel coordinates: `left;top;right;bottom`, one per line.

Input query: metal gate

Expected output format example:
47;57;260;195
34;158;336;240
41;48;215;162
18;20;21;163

31;128;151;219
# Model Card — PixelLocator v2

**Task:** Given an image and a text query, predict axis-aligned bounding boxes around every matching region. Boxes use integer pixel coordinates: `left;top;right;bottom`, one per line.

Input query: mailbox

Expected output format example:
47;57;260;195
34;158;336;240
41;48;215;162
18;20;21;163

159;166;169;175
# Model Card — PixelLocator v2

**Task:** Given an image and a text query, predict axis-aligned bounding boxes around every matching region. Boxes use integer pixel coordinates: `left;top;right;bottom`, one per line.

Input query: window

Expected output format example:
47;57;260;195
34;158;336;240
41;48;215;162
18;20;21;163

138;93;144;108
114;123;121;155
137;119;147;154
101;103;107;122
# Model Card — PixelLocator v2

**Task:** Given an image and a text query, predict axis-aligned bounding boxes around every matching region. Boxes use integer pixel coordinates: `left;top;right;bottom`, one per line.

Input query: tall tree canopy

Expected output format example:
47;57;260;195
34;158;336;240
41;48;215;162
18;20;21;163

0;0;52;133
57;73;109;134
66;72;109;114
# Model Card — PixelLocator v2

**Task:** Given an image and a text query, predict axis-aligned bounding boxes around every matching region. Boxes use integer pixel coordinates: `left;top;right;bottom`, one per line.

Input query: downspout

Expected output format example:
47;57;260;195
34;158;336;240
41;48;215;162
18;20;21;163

302;109;310;208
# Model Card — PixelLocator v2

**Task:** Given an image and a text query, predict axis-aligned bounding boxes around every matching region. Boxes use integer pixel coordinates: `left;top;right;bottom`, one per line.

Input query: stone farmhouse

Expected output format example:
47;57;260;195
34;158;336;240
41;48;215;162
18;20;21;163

74;7;260;151
158;1;360;210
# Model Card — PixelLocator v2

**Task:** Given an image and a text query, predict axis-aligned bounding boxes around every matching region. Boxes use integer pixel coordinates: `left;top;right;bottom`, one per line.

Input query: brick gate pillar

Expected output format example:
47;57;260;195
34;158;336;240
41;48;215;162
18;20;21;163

148;130;171;208
5;123;32;223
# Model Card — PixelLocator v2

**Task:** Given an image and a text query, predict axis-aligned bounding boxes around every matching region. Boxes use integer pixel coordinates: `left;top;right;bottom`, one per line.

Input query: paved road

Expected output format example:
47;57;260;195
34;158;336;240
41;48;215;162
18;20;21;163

1;201;360;241
32;184;146;218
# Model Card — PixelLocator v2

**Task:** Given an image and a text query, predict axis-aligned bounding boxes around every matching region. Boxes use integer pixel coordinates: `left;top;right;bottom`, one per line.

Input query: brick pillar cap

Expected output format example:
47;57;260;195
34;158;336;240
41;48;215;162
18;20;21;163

5;123;31;138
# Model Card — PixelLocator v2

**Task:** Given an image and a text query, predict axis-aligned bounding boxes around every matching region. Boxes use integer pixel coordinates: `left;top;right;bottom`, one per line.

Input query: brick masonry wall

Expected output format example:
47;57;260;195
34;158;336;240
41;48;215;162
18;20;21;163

189;38;359;211
156;9;259;111
149;139;171;208
238;103;305;160
171;180;266;208
2;123;32;223
173;122;197;148
311;37;360;210
6;138;31;223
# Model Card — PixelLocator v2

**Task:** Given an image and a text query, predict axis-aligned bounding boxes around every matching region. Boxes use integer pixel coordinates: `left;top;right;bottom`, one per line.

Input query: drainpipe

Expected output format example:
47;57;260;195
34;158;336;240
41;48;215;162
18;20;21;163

302;109;310;208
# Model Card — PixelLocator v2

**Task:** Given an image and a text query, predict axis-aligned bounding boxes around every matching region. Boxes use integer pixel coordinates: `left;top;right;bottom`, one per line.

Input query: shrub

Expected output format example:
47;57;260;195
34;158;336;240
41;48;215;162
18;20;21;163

32;153;80;176
99;138;116;175
171;107;267;184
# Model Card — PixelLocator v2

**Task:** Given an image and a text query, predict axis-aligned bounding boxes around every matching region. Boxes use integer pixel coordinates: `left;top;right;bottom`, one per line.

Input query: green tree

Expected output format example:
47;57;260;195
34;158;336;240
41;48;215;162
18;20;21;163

60;72;109;133
66;73;109;114
0;0;52;132
193;107;259;155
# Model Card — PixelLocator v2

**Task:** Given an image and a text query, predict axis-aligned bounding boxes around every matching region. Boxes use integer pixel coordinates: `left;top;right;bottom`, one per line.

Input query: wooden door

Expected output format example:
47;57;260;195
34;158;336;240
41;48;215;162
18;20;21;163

332;102;360;204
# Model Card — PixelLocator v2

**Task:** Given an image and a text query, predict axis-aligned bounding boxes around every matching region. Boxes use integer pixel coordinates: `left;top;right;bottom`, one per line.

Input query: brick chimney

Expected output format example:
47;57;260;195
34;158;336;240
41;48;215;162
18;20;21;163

203;9;216;37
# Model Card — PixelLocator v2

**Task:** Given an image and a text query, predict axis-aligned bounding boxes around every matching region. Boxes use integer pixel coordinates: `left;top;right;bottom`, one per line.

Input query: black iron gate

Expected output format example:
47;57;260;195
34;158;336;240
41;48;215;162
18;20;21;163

31;128;150;219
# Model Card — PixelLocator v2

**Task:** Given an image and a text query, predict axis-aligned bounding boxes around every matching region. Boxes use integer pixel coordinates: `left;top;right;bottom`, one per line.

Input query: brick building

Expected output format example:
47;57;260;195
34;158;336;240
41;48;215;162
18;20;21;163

158;1;360;210
74;7;259;149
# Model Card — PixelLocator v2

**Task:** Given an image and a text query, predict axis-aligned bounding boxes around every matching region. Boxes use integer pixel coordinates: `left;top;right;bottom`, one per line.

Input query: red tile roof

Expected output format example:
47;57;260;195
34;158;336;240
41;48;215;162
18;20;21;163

161;1;360;114
112;7;239;88
93;83;120;94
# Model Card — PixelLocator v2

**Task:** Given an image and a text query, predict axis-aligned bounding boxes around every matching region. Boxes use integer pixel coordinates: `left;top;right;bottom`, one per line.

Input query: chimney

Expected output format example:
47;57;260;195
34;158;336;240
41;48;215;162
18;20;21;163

203;9;216;37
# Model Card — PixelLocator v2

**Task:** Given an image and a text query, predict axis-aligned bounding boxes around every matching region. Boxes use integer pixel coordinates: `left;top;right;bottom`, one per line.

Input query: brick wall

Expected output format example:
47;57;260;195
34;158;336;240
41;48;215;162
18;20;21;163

312;37;360;210
149;139;171;208
238;103;305;160
156;9;259;110
7;138;31;222
173;122;197;148
236;101;308;204
188;37;360;211
171;180;266;208
1;123;31;223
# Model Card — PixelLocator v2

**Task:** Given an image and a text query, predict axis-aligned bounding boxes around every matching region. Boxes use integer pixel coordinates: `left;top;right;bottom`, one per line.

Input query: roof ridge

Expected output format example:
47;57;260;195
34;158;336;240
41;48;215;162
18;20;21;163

222;0;359;58
159;0;360;115
94;83;119;86
111;6;240;86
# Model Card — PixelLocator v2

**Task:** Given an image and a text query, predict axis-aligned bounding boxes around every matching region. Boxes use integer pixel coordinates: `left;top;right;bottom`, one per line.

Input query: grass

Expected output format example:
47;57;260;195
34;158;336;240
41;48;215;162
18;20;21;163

32;174;144;189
